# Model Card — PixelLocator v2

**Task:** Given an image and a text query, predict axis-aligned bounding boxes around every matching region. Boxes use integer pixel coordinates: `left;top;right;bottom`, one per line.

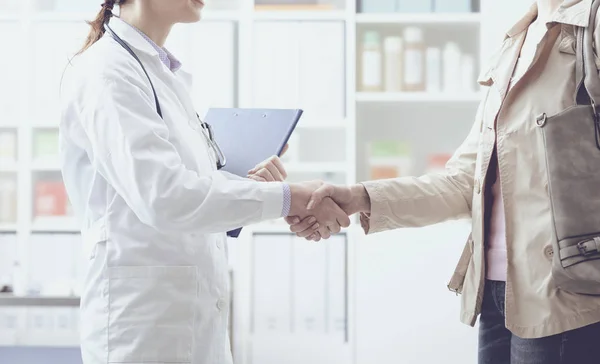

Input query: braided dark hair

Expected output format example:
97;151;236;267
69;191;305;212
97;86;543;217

78;0;124;54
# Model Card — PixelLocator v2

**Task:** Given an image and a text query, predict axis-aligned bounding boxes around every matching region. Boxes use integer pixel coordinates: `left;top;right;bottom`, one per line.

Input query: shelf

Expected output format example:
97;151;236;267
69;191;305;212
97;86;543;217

252;10;347;21
0;224;17;233
0;294;80;307
31;217;79;233
355;12;481;24
355;92;482;102
31;10;241;22
31;159;61;171
286;162;347;173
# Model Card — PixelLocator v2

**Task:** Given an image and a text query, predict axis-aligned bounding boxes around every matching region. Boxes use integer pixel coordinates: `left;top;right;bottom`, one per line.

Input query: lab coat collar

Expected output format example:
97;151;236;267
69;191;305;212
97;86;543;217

106;16;193;83
506;0;592;38
105;16;161;59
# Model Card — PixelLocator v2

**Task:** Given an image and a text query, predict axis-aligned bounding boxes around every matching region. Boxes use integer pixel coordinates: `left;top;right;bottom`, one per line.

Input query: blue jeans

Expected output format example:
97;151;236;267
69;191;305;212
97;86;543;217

478;280;600;364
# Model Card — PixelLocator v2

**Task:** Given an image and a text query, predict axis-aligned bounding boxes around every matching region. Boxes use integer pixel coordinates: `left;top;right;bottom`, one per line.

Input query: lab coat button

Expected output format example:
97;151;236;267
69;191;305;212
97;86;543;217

217;299;227;311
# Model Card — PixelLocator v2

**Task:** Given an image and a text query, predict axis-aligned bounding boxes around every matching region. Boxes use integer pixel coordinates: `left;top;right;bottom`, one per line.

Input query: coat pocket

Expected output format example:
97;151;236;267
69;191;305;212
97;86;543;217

107;265;197;363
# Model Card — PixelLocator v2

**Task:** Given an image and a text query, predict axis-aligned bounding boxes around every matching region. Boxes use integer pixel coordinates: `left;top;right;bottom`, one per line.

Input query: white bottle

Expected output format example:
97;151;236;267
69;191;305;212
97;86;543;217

402;27;425;92
383;37;403;92
443;42;462;93
361;31;382;92
461;54;476;93
425;47;442;93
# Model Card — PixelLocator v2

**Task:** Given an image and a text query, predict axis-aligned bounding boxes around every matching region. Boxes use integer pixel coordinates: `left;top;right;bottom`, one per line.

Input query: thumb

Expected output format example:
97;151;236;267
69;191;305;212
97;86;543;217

307;184;334;210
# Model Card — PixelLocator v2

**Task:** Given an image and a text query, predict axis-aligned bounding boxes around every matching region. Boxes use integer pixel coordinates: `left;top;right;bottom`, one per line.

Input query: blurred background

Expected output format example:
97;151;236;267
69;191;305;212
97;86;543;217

0;0;532;363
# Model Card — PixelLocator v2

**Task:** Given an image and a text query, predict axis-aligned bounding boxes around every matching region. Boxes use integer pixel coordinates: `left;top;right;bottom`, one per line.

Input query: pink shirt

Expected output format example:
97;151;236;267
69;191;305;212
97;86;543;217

485;159;507;281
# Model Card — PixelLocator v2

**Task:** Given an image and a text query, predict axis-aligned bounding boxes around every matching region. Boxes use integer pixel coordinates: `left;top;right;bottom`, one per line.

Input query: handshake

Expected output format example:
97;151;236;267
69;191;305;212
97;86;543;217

248;152;371;241
284;181;371;241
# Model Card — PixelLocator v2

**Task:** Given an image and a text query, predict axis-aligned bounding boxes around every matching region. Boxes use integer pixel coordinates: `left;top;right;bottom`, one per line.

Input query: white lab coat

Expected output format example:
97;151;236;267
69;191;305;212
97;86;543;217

59;16;284;364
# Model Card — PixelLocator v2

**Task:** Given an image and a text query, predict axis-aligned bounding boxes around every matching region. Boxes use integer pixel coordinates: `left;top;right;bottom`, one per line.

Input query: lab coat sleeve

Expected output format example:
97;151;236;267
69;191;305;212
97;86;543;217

78;76;284;234
359;93;486;234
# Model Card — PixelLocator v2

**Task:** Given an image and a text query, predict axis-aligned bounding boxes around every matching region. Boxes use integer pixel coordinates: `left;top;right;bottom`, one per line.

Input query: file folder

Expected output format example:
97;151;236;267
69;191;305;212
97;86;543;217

204;108;303;237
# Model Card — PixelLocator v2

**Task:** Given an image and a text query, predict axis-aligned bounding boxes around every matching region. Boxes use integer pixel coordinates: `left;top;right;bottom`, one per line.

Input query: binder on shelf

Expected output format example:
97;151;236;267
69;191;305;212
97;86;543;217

34;180;68;218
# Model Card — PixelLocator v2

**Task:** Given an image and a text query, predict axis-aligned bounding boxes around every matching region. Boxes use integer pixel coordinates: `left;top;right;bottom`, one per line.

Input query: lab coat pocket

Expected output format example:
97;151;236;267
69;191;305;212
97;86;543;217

107;265;197;363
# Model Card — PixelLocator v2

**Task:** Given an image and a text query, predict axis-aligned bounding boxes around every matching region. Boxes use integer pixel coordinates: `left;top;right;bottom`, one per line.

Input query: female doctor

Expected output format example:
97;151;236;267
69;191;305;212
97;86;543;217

59;1;350;363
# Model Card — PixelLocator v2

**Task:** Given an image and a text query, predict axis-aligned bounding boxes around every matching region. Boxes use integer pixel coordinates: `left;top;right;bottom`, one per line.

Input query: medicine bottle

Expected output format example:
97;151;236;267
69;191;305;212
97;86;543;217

383;36;403;92
361;31;382;92
402;27;425;92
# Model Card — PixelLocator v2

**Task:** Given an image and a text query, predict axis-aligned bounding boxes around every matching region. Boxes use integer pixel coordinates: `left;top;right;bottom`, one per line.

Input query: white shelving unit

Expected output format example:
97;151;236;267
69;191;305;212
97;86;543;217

356;12;481;24
356;91;483;102
0;0;507;362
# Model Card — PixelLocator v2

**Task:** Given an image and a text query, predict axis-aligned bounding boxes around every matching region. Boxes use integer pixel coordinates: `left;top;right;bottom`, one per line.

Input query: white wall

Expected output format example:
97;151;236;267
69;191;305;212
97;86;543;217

355;221;475;364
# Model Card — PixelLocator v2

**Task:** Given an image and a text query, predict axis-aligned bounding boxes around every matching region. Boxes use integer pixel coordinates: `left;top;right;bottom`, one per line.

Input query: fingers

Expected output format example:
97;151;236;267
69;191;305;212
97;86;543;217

252;167;275;181
337;214;351;228
327;222;342;235
248;175;267;182
316;224;331;240
264;160;284;181
307;231;321;242
289;216;318;234
285;216;320;239
248;156;287;182
269;156;287;179
280;143;289;156
307;184;335;210
284;216;300;225
296;222;320;238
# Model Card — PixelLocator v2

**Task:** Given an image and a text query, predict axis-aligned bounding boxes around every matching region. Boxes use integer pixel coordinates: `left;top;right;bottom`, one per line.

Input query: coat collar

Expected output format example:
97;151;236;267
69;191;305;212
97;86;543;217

506;0;592;38
104;16;193;82
478;0;592;88
105;16;161;59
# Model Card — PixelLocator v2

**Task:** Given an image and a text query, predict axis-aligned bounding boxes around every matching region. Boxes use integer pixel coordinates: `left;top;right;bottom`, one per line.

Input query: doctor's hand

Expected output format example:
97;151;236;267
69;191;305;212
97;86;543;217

286;183;371;241
287;181;351;241
247;144;289;182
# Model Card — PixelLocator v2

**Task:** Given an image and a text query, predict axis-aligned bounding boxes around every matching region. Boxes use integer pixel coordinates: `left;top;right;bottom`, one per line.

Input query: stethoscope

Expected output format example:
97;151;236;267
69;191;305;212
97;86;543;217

104;21;227;170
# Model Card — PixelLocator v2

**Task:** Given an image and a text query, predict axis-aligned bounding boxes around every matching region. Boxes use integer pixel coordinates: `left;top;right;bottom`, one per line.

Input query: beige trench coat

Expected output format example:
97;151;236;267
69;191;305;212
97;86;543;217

360;0;600;339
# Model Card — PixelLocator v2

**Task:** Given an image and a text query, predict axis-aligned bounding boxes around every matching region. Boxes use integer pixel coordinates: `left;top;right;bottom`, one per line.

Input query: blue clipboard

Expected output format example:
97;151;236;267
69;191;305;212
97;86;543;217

204;108;303;237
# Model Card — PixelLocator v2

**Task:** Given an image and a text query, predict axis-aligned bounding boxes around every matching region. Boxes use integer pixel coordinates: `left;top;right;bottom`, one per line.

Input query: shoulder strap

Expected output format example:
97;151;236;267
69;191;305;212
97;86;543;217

577;0;600;106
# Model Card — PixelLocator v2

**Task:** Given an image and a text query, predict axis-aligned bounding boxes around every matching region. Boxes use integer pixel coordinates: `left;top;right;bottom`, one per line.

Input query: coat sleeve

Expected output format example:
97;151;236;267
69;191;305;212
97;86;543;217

78;75;284;234
359;94;486;234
